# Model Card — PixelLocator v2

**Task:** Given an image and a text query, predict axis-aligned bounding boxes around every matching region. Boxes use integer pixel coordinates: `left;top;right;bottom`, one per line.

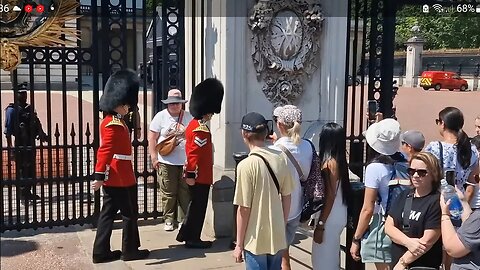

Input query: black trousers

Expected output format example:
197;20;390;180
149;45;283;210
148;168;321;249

177;183;210;242
93;185;140;255
16;149;36;197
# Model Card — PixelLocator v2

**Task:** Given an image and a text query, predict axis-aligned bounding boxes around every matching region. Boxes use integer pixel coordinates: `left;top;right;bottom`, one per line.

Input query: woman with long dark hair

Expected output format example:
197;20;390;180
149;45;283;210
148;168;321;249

425;107;478;206
425;107;479;270
311;123;351;270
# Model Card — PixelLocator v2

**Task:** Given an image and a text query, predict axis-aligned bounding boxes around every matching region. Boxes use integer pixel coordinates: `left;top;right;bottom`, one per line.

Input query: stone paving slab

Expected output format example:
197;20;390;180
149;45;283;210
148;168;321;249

77;221;315;270
1;225;94;270
1;221;377;270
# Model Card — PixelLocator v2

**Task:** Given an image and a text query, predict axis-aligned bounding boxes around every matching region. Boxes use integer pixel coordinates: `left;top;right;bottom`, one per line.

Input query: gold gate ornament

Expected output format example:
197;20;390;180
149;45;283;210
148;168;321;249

0;0;80;71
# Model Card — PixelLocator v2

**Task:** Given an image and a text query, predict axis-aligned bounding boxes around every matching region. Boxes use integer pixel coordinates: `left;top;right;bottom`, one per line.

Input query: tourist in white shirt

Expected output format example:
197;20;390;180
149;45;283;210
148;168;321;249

270;105;313;270
148;89;193;231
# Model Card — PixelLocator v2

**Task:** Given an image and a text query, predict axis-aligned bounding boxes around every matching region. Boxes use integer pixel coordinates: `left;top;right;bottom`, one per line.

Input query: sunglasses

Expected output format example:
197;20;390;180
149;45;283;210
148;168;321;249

407;168;428;177
435;119;442;125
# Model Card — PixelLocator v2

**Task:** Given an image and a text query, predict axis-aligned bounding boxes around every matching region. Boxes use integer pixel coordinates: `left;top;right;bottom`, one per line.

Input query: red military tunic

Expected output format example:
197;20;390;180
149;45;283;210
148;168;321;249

94;114;136;187
184;119;213;185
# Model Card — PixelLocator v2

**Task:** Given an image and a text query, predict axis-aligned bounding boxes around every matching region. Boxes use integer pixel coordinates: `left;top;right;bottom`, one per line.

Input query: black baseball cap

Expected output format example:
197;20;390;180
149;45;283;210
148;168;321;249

241;112;268;133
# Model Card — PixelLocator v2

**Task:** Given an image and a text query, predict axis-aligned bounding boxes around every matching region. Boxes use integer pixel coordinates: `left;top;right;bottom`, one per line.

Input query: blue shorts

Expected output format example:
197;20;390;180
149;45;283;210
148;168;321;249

285;216;301;245
244;250;283;270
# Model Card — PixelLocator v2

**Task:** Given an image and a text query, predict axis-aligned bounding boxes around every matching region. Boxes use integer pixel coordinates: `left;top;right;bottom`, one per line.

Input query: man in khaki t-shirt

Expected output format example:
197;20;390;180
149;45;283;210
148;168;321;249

233;112;294;270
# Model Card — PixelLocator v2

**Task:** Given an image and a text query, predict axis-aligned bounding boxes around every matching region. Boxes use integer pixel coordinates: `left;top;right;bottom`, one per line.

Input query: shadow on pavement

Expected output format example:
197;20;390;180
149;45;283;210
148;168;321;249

0;239;38;257
292;232;308;245
1;224;93;238
146;238;231;266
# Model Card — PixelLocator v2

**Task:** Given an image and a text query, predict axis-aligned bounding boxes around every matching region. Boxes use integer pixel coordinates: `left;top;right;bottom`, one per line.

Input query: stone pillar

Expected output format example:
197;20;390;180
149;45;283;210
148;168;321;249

183;0;349;238
318;0;349;127
404;28;425;87
184;0;249;238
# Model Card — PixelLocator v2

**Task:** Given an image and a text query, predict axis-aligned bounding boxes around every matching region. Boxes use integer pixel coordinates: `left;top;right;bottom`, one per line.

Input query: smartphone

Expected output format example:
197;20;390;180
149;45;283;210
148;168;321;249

368;100;379;120
445;170;455;186
266;120;274;137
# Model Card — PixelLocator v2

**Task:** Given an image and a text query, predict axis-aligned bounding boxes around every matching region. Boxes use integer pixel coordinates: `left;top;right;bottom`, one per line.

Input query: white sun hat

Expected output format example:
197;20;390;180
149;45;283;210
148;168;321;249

364;118;401;156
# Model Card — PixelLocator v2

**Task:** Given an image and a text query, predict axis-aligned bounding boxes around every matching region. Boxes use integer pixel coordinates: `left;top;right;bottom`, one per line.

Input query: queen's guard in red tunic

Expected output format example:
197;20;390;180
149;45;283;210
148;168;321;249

176;78;224;248
91;69;150;263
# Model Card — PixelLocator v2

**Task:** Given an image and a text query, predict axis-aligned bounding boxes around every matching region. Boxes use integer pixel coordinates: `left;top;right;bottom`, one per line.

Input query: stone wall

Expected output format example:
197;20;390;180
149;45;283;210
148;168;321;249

184;0;348;238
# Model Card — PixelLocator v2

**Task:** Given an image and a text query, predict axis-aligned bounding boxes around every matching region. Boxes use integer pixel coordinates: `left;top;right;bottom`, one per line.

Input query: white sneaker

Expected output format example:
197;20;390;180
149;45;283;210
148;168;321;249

164;222;174;231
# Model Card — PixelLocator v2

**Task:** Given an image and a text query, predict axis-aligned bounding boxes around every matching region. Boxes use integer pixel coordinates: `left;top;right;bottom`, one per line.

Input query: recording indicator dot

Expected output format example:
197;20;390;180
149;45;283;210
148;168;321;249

36;4;44;13
24;4;33;13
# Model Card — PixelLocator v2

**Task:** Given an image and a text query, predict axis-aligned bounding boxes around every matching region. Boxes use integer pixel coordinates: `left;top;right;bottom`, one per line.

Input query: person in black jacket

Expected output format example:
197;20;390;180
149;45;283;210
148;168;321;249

4;83;47;201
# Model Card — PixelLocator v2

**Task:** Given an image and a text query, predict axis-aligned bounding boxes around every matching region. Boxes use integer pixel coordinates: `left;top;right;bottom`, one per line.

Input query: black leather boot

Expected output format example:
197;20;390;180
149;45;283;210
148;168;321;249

121;249;150;261
92;250;122;264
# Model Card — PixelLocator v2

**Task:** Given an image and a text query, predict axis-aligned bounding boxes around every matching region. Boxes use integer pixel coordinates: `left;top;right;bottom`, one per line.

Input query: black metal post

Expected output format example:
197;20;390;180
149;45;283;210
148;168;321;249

230;152;248;250
346;181;366;270
379;3;396;119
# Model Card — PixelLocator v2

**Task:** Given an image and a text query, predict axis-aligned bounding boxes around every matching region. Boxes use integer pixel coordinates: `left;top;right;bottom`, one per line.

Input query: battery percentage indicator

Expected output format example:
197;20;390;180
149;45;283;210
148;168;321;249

457;4;475;13
476;6;480;13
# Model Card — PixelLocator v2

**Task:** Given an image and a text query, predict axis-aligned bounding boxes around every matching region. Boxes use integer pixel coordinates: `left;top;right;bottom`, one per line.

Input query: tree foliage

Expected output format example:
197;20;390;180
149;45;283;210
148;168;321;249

395;6;480;50
146;0;162;13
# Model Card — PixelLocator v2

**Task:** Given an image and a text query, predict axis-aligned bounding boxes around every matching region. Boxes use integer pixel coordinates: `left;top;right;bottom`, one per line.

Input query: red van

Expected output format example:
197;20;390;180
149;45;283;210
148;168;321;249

420;71;468;91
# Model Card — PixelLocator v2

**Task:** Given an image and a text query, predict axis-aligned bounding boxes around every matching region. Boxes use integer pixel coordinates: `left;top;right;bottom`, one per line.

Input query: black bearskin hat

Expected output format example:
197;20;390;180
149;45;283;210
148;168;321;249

189;78;224;119
99;69;139;113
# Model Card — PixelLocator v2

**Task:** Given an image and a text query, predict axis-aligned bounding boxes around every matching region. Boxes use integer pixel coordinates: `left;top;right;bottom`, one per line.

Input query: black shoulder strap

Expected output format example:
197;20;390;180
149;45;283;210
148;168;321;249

278;145;305;181
303;139;317;156
438;141;444;169
402;189;414;233
250;153;280;194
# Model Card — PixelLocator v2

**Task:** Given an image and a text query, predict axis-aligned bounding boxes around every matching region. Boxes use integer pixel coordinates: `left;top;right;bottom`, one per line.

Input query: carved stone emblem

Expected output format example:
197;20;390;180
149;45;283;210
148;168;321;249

249;0;324;105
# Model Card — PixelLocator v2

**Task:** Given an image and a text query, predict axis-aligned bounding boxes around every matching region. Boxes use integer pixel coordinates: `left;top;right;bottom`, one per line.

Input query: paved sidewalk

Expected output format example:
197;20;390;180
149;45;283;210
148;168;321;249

1;220;317;270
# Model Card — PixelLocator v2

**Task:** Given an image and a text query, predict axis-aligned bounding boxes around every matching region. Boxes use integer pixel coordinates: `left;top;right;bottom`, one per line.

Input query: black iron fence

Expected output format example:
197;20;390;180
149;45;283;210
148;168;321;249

376;60;480;77
425;63;480;77
1;0;183;232
1;123;161;232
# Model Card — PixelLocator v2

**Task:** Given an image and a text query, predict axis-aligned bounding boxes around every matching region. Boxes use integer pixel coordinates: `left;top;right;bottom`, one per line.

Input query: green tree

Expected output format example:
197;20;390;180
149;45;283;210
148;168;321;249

395;5;480;50
146;0;162;13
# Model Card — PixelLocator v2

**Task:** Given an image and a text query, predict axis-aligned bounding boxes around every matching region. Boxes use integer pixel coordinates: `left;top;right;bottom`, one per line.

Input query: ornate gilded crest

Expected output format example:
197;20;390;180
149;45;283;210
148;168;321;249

249;0;324;105
0;0;80;71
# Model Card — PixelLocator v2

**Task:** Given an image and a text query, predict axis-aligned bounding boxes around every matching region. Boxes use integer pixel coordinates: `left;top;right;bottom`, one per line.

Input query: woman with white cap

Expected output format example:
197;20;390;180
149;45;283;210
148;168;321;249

270;105;313;270
350;118;403;270
148;89;193;231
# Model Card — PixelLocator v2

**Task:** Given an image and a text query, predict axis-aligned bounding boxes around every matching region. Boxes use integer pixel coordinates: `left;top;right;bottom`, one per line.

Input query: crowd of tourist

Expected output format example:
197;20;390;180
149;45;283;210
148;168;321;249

87;70;479;270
